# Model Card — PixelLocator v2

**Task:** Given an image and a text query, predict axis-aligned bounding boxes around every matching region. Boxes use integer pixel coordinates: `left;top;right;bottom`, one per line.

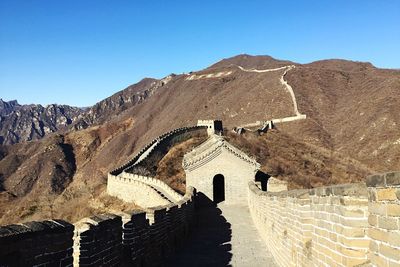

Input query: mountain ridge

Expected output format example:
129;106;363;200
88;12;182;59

1;54;399;225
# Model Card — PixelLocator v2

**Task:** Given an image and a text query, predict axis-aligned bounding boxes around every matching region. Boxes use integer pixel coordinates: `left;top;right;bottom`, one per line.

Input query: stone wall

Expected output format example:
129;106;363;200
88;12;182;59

0;187;197;267
119;172;183;202
119;188;196;266
73;214;122;266
366;172;400;266
107;173;172;207
110;125;206;176
0;220;74;266
107;125;205;207
248;172;400;267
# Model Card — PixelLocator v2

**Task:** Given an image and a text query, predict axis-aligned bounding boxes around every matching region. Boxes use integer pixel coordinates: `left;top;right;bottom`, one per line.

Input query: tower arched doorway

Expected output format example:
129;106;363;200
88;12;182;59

213;174;225;203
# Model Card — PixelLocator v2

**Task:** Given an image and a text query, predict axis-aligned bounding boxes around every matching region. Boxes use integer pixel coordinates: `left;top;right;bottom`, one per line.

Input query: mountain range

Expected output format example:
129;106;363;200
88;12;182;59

0;54;399;225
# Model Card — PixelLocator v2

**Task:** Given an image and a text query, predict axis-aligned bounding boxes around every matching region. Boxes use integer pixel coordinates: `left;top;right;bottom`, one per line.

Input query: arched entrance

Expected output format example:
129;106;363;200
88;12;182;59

213;174;225;203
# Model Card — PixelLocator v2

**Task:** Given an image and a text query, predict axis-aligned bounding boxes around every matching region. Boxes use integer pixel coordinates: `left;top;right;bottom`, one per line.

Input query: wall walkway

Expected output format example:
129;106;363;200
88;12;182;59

165;202;277;267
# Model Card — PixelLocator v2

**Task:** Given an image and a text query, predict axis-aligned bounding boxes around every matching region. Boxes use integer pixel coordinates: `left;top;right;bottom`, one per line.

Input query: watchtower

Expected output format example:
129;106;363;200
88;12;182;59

197;120;223;135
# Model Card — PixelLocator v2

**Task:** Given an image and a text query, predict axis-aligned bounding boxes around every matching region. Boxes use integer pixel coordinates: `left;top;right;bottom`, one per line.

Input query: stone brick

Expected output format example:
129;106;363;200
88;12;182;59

335;224;365;238
342;256;369;266
366;174;385;187
387;232;400;247
377;188;398;201
369;239;379;252
385;172;400;186
370;252;388;267
368;228;389;243
340;217;369;228
368;214;378;227
389;260;400;267
337;236;369;248
368;189;377;201
386;203;400;216
336;206;365;217
380;243;400;261
368;202;386;216
378;216;398;230
340;198;368;206
338;245;366;258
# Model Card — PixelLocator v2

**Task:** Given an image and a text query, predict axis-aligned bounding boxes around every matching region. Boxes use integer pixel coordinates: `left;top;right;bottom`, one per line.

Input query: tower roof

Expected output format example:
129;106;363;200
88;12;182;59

183;134;260;171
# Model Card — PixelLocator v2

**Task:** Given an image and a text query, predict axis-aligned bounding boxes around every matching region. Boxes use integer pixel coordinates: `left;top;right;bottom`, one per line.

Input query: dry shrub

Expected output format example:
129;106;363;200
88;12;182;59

226;129;370;189
155;135;208;193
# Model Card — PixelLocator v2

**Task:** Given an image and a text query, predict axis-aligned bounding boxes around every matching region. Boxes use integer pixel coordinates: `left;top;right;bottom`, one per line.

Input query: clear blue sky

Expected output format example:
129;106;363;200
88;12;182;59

0;0;399;107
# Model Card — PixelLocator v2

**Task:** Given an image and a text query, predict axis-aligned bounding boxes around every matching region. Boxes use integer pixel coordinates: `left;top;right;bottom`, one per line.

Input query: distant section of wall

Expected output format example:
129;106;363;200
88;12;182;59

0;220;74;266
110;125;206;176
249;171;400;267
107;173;171;207
107;125;205;207
119;172;183;202
366;172;400;266
272;114;307;124
0;187;197;267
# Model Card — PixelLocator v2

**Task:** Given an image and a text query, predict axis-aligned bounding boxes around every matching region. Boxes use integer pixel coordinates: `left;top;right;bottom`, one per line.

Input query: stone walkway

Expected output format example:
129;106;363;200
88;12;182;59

166;203;277;267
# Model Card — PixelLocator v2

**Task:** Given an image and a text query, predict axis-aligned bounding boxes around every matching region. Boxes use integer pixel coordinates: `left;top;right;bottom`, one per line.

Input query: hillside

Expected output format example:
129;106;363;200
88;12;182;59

0;54;399;225
0;99;83;144
0;77;169;145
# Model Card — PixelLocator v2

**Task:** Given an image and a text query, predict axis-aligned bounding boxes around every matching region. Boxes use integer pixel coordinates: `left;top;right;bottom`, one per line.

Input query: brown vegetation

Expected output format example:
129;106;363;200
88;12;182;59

0;54;399;225
155;134;208;193
226;129;372;190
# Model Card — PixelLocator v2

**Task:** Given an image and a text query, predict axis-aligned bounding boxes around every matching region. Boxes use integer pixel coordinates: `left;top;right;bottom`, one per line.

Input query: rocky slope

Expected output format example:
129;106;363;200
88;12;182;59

0;76;171;145
72;77;171;130
0;99;83;144
0;54;399;225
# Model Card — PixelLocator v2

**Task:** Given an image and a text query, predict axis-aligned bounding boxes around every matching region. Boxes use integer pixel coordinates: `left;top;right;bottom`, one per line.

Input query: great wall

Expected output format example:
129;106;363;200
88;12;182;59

1;66;399;267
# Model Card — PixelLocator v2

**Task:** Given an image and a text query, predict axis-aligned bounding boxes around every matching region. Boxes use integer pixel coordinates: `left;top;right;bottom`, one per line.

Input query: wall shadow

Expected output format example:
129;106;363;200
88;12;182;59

165;193;232;266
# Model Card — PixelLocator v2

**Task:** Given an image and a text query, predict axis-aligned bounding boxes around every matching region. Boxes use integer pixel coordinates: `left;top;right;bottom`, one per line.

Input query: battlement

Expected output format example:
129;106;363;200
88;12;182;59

248;171;400;267
0;188;197;267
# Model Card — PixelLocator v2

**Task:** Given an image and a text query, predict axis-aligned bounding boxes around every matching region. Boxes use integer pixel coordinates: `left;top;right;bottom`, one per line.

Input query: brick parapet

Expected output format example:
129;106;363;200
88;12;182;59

0;187;197;267
119;172;183;202
107;173;172;207
0;220;74;266
249;181;371;266
366;171;400;266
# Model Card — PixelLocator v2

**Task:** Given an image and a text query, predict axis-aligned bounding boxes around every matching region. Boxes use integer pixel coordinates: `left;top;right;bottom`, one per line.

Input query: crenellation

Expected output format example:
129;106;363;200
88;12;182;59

0;186;198;267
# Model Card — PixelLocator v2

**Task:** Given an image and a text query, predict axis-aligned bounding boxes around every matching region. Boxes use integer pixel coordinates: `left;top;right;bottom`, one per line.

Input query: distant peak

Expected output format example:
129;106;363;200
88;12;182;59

208;54;295;70
306;58;376;71
0;98;20;106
